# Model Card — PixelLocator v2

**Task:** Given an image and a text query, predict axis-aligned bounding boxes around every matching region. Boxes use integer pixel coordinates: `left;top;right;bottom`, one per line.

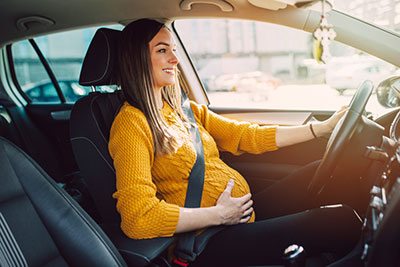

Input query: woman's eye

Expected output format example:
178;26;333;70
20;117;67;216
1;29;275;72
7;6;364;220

158;48;166;53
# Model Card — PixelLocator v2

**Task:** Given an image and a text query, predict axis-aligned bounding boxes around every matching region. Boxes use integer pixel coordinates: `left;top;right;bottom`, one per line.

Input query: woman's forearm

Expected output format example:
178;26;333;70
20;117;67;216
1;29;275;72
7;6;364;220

275;121;329;148
275;106;347;148
175;206;222;233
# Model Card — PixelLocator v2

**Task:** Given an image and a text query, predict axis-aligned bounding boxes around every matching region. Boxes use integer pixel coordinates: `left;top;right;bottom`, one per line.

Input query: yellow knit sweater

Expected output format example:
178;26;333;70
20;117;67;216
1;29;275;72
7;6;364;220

109;101;278;239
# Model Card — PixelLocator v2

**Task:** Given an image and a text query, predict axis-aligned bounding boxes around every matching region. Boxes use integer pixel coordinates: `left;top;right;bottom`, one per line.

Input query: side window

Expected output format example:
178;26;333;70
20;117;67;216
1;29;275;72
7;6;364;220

175;19;398;116
11;25;122;104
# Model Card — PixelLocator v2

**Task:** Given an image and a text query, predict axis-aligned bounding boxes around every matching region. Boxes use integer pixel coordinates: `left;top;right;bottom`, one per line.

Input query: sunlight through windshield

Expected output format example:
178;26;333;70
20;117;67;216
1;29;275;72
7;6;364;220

334;0;400;34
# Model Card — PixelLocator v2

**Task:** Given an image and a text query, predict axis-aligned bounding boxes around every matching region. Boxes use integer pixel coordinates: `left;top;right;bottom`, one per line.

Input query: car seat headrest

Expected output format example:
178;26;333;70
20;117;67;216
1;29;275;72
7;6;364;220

79;28;121;86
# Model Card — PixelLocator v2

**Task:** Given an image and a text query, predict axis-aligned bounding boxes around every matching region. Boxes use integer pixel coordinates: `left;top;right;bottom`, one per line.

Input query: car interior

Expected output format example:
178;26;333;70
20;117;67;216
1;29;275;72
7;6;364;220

1;0;400;266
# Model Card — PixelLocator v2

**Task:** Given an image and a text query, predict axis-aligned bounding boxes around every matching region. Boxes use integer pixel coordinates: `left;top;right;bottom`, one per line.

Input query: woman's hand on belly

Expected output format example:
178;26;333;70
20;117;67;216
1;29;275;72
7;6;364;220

216;179;254;225
175;179;253;234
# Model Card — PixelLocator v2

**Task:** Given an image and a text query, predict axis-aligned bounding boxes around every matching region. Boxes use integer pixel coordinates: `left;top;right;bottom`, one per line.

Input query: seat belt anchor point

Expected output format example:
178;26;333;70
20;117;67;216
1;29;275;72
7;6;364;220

172;257;189;267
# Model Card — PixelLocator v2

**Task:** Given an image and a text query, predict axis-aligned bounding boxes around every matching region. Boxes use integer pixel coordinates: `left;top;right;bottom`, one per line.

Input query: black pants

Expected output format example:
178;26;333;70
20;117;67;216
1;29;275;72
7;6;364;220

191;161;362;267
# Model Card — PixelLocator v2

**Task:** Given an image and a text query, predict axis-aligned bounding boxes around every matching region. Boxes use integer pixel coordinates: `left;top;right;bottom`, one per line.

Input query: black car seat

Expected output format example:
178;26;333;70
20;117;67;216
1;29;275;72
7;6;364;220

0;136;126;267
0;110;13;142
70;28;174;267
0;102;27;155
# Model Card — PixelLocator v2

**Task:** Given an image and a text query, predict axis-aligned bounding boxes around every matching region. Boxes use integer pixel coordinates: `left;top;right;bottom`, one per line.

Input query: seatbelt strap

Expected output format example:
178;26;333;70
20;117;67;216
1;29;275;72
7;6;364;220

181;98;205;209
174;97;205;263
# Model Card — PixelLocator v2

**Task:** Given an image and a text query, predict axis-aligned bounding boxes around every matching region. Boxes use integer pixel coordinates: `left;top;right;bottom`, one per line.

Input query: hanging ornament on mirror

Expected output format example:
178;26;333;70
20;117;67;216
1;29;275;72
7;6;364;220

313;0;336;63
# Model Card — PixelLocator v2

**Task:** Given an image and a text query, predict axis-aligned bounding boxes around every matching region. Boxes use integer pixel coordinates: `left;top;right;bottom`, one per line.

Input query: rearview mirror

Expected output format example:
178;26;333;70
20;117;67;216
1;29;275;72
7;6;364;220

376;76;400;108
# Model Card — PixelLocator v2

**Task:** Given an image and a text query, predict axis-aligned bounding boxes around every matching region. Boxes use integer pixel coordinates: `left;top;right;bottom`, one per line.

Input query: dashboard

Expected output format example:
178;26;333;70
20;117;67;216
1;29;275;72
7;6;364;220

362;110;400;266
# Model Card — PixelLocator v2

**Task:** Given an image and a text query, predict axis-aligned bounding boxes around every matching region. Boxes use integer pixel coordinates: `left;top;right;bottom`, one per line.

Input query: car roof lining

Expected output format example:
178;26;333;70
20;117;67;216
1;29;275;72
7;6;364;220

1;0;399;67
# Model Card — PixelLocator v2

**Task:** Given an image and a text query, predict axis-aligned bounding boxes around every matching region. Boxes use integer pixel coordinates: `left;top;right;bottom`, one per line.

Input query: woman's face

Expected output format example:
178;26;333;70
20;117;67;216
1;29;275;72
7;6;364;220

149;27;179;89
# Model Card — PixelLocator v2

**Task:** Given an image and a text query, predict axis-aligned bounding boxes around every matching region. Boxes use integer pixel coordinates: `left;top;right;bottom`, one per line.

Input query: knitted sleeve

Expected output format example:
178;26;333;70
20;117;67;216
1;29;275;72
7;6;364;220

190;101;278;155
109;104;180;239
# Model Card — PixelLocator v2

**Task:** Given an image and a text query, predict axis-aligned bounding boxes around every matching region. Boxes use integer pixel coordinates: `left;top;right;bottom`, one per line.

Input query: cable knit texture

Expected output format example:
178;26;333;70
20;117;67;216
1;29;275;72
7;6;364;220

109;100;278;239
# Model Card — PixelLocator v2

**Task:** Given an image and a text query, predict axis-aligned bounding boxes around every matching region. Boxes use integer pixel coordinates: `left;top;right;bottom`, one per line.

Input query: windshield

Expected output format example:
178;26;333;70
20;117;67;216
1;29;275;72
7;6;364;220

334;0;400;34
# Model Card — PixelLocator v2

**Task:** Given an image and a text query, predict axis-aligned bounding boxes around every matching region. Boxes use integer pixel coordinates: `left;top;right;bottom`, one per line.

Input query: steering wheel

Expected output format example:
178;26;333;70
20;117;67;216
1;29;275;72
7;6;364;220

308;80;374;196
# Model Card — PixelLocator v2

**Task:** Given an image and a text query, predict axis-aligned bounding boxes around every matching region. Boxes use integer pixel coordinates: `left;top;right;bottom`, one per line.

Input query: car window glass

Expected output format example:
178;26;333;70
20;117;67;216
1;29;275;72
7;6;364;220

175;19;399;117
27;87;40;100
43;84;58;97
11;25;122;104
334;0;400;35
12;41;61;103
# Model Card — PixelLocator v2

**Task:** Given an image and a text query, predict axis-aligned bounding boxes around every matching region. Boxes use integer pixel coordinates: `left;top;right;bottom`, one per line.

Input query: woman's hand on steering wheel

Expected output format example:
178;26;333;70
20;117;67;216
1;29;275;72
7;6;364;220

216;179;253;225
313;106;348;137
308;80;374;196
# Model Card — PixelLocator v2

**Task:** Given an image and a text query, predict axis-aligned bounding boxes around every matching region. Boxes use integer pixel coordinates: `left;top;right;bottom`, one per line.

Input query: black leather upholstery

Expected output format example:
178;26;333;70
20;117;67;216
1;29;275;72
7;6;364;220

0;113;12;141
79;28;120;86
0;136;126;267
71;91;124;223
71;28;175;266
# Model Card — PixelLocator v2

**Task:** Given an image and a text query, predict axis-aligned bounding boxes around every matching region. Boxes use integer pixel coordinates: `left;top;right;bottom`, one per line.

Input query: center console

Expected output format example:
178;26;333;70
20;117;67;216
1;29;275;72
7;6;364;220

361;133;400;266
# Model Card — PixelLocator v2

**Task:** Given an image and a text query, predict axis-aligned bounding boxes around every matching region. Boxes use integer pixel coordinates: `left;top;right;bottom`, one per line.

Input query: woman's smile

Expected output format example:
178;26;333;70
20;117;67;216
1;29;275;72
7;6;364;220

162;67;175;75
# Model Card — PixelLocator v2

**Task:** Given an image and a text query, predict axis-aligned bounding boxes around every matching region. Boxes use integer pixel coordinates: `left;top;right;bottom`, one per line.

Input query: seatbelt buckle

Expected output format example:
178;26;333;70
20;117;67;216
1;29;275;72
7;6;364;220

172;257;189;267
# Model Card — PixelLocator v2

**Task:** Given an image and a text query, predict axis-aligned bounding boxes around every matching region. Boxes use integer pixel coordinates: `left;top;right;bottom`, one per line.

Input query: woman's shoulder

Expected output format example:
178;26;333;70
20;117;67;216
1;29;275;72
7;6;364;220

109;102;154;157
189;100;207;114
116;101;146;119
189;100;202;108
112;101;149;130
189;100;210;123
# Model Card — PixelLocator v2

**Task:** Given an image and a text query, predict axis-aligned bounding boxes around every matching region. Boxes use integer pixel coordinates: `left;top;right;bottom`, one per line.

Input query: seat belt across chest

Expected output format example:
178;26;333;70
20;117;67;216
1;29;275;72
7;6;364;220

173;97;205;264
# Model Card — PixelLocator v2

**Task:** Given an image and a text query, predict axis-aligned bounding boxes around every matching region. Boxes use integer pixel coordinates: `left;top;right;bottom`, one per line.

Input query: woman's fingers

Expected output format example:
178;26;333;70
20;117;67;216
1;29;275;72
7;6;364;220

216;180;254;225
336;107;348;118
239;215;251;223
242;207;253;217
223;179;234;196
332;106;347;120
237;193;252;204
242;199;253;211
325;106;349;133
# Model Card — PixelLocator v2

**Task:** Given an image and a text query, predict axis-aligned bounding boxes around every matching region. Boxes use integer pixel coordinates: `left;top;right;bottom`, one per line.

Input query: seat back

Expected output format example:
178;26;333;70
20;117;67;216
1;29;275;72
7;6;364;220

0;99;22;147
70;27;123;224
0;113;12;141
0;137;126;267
70;90;124;223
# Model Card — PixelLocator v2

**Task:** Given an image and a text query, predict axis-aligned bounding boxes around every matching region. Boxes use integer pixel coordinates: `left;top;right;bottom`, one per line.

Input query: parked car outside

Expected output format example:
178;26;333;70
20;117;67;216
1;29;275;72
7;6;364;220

22;80;91;103
208;71;281;93
326;57;396;95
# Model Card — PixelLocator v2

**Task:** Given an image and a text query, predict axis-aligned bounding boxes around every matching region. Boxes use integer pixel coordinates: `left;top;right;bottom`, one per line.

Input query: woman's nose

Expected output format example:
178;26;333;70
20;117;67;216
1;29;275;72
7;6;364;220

169;52;179;65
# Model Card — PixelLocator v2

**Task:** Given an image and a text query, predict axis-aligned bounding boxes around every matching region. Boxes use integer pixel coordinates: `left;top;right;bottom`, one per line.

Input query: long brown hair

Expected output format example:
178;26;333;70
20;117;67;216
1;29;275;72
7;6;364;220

118;19;188;155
